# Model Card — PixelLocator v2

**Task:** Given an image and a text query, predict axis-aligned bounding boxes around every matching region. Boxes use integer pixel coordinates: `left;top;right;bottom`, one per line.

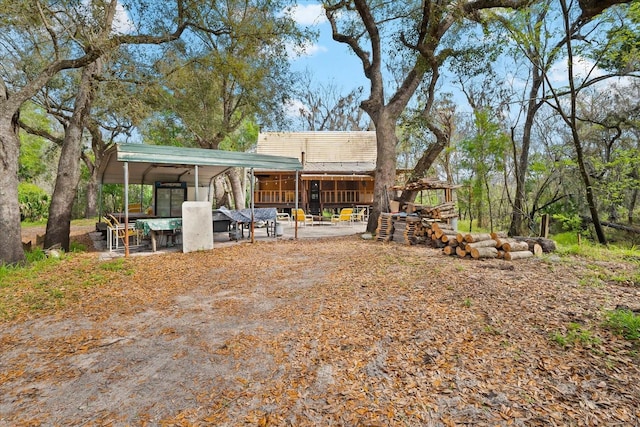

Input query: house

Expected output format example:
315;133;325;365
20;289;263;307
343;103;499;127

254;131;376;215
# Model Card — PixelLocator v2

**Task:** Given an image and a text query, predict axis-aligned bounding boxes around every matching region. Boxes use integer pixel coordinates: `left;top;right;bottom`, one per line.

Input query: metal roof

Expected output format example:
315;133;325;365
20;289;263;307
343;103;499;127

98;143;303;185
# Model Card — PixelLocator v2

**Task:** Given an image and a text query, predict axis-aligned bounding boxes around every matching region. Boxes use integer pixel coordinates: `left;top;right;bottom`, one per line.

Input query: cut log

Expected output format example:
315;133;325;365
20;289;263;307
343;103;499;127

502;241;529;252
464;233;493;243
494;237;517;248
470;247;498;259
456;246;468;258
441;233;458;243
466;239;498;249
532;243;543;256
456;233;465;243
443;245;456;256
511;237;556;253
490;231;508;240
504;250;534;261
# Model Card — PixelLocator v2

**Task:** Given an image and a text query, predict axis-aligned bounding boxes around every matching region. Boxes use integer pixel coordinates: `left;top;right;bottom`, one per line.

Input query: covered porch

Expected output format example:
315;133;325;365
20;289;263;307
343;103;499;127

97;143;303;255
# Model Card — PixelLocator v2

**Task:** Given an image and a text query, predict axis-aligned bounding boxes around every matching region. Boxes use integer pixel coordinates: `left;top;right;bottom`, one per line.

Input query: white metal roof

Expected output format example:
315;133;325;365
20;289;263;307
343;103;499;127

98;143;303;185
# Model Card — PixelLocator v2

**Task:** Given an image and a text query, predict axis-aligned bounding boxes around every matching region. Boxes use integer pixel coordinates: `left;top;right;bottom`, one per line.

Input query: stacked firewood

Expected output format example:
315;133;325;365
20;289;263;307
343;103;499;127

376;213;394;242
391;216;421;245
420;202;457;220
415;222;555;259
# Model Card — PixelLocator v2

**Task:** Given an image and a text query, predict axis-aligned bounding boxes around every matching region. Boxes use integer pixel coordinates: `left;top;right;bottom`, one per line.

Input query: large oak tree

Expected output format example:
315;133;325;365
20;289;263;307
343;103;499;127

0;0;189;264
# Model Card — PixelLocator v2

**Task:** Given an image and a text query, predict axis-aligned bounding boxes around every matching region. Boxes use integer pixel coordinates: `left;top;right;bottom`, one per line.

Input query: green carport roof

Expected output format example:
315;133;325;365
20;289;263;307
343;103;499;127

99;143;303;185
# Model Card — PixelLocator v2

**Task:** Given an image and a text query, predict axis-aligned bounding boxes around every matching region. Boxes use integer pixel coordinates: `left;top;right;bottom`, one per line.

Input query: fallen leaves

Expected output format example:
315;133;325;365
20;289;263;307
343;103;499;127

1;236;639;425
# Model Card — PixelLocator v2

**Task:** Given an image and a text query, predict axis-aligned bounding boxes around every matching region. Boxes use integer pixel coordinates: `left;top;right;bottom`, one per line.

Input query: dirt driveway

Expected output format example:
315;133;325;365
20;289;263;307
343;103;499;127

2;232;639;425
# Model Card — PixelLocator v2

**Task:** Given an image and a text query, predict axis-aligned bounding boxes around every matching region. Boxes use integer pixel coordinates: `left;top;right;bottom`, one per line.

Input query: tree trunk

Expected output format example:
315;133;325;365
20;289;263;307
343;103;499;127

367;113;398;233
45;61;99;251
228;168;246;209
85;173;98;218
509;37;545;238
0;111;25;265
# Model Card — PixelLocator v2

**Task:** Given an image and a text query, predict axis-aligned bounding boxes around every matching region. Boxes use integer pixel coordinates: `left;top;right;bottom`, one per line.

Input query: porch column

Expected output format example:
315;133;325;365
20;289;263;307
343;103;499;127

124;161;129;257
194;165;199;200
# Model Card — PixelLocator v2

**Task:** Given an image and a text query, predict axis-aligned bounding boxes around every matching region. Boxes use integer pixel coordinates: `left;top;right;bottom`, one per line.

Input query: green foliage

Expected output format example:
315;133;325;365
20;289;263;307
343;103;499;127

604;309;640;340
18;183;50;222
550;322;601;349
18;104;57;182
600;2;640;72
25;248;47;263
552;213;583;232
69;242;87;253
101;184;153;213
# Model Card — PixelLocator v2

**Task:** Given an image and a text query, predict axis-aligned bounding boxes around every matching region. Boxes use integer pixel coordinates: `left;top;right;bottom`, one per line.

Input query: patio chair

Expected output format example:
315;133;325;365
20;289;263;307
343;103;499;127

353;209;366;222
105;214;140;250
331;208;354;226
294;209;314;226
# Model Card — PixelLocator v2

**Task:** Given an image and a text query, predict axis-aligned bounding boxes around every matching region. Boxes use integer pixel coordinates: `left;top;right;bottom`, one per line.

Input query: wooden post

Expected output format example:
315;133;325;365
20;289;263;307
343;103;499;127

540;213;550;238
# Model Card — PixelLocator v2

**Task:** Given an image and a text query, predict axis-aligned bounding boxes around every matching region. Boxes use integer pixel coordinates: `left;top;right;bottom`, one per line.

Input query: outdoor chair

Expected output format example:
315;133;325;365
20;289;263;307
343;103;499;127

104;214;140;251
294;209;314;226
353;209;366;222
331;208;354;226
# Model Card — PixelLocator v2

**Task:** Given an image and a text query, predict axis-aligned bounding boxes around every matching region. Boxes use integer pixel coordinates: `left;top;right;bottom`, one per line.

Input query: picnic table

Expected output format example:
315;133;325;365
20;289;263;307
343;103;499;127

135;217;182;252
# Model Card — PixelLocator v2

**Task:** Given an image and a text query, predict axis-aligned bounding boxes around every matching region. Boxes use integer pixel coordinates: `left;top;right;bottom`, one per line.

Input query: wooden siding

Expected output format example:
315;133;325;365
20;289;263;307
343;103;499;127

256;131;376;164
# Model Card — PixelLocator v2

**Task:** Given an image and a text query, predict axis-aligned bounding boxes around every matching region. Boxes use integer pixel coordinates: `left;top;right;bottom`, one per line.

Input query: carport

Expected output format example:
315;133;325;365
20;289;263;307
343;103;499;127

98;143;303;255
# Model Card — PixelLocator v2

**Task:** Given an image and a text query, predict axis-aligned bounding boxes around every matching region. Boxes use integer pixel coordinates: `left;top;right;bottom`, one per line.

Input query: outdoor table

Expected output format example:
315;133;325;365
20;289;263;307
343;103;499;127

135;217;182;252
217;207;278;239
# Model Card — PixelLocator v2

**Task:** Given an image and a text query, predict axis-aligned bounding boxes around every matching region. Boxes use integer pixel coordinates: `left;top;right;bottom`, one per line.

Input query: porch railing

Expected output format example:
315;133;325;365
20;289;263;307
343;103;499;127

254;190;373;205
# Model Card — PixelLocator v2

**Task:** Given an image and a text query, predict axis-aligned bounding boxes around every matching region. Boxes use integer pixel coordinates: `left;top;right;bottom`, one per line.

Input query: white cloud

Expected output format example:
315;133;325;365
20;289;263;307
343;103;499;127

288;4;327;26
284;98;310;118
111;2;135;34
547;56;606;84
287;40;328;59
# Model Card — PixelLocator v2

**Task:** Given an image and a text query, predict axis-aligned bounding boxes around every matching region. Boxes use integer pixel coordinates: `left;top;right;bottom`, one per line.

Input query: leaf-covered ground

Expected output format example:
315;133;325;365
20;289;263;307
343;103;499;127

1;235;639;426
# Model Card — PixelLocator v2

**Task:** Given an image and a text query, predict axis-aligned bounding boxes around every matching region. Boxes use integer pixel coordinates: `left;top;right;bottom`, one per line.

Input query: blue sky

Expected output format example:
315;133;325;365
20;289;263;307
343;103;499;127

287;3;369;94
285;2;620;114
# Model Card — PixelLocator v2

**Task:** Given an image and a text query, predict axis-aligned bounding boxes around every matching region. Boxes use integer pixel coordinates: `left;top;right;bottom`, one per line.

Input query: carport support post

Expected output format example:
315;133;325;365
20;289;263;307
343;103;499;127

250;168;255;244
124;161;130;257
194;165;199;200
295;170;299;239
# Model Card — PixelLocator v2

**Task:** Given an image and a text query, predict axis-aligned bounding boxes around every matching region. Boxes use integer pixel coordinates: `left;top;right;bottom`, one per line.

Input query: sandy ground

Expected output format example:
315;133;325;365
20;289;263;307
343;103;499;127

4;223;639;425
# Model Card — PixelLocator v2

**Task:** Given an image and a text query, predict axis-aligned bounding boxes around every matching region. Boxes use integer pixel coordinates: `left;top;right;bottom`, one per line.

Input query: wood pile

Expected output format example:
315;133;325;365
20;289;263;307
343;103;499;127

391;177;460;191
425;227;556;261
376;213;394;242
391;216;421;245
420;202;457;220
377;217;556;260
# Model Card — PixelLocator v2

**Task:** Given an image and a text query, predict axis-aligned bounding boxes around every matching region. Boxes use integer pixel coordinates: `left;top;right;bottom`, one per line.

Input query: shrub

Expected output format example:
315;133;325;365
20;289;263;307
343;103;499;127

604;309;640;340
18;183;49;222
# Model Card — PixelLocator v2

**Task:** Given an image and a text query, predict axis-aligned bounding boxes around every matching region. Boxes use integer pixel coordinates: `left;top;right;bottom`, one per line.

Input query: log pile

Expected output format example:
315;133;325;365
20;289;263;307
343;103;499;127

420;202;457;220
390;217;421;245
376;213;394;242
434;230;555;261
392;220;406;243
391;177;460;191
